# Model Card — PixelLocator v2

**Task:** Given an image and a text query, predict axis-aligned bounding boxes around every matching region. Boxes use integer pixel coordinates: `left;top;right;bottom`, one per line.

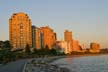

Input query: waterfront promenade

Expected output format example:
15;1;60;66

23;57;70;72
0;54;105;72
0;56;70;72
0;59;28;72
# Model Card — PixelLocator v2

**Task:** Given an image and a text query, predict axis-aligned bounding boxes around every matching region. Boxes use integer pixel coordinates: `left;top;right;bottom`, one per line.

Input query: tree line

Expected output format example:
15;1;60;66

0;40;64;64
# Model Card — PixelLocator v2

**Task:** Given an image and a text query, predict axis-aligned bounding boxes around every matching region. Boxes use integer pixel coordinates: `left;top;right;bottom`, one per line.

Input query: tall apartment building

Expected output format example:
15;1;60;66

32;26;42;49
64;30;72;42
40;26;56;49
64;30;73;53
9;12;32;50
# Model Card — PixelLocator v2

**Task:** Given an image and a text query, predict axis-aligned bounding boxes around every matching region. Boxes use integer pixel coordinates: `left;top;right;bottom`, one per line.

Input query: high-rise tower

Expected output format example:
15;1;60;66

64;30;73;53
9;12;32;50
64;30;72;42
32;26;42;49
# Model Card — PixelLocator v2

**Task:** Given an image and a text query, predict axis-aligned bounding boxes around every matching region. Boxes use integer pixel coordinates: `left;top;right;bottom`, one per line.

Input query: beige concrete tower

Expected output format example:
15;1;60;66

9;12;32;50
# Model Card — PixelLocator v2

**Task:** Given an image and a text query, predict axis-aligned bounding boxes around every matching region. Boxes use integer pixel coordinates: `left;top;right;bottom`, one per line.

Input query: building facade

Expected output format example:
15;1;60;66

9;12;32;50
64;30;72;42
40;26;56;49
57;41;72;54
72;40;80;52
90;42;100;53
64;30;73;53
32;26;41;49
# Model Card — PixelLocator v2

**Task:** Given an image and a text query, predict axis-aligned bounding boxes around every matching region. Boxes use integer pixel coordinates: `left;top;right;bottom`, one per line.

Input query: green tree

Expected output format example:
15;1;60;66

3;40;11;49
45;45;49;49
50;48;57;55
33;48;37;53
0;48;14;64
44;45;50;55
25;44;31;55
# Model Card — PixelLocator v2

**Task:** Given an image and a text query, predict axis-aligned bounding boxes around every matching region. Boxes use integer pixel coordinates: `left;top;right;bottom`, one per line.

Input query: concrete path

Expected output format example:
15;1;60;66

0;59;28;72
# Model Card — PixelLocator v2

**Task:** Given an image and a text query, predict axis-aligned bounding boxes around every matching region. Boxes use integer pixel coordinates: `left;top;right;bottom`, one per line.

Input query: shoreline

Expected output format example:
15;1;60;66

64;53;108;58
1;53;107;65
1;54;107;72
23;56;71;72
49;54;108;63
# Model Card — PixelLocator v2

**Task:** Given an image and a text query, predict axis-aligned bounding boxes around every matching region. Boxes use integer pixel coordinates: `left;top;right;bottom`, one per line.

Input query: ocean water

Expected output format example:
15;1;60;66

52;55;108;72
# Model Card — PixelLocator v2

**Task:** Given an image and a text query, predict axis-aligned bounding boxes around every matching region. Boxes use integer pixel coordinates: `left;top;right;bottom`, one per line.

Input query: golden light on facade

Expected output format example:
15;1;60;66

9;12;32;50
40;26;56;49
32;26;41;49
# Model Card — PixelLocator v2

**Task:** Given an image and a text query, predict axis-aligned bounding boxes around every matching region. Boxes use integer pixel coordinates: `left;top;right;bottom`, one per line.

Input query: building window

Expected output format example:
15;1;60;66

19;23;23;29
18;16;22;21
20;26;23;29
14;24;16;29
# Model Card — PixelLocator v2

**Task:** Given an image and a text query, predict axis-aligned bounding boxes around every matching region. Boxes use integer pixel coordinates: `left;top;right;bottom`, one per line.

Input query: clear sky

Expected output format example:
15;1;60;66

0;0;108;48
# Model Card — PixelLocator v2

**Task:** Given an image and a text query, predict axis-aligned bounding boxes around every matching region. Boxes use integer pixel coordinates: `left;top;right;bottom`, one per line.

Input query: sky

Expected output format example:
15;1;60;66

0;0;108;48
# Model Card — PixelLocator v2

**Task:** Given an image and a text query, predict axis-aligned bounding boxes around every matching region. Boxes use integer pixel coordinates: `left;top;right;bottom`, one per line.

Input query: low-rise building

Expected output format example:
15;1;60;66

57;41;72;54
72;40;80;52
89;42;100;53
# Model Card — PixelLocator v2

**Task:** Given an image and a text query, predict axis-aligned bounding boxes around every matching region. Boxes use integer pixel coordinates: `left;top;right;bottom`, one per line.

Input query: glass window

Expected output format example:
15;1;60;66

19;23;23;29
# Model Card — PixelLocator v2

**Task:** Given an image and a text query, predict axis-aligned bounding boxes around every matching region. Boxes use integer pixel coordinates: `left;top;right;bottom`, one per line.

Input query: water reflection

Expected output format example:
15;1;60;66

52;55;108;72
65;56;72;64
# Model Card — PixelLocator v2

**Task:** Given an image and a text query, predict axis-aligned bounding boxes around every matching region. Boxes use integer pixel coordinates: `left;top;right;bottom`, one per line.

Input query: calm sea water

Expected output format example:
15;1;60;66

52;55;108;72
